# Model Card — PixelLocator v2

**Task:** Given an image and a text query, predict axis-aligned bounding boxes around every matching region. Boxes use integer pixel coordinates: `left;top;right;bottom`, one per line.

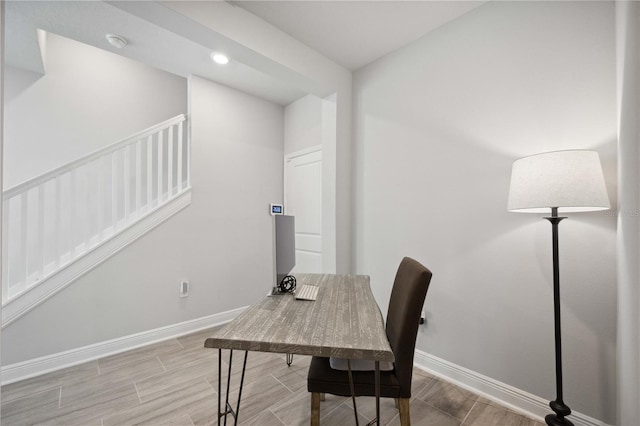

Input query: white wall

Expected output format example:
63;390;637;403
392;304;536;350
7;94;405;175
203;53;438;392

615;2;640;425
3;32;187;188
354;2;617;423
284;94;323;155
1;75;284;364
162;1;351;274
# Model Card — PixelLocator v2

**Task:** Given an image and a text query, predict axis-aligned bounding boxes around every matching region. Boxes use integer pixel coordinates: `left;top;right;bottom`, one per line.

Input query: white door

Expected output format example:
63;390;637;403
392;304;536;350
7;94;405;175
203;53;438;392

285;146;322;273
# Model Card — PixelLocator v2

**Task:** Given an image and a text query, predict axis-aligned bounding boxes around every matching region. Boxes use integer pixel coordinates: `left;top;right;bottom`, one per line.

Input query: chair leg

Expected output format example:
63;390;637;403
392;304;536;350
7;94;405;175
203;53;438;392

320;393;326;401
394;398;399;408
398;398;410;426
311;392;321;426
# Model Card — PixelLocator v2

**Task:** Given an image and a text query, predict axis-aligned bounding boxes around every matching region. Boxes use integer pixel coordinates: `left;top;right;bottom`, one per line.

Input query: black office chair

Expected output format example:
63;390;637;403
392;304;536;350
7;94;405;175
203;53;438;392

307;257;433;426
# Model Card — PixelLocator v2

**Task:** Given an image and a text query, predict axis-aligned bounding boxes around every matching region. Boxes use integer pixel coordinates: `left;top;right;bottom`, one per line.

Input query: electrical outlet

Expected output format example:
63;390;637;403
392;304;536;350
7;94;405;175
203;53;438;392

180;281;189;298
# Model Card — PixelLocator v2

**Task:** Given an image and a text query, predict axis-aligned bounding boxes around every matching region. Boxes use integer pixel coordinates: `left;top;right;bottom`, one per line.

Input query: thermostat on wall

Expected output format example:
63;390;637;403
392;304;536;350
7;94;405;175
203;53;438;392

270;203;284;215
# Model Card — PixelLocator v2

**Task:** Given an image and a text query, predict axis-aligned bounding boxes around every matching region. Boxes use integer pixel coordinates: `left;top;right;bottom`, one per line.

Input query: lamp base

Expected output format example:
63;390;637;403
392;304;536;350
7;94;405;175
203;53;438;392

545;400;573;426
545;414;574;426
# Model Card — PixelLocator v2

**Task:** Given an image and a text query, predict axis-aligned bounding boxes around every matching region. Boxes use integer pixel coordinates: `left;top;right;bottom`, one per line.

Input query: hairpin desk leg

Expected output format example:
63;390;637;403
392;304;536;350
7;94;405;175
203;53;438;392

217;349;249;426
363;361;381;426
346;359;382;426
347;359;360;426
286;353;294;366
375;361;381;426
217;349;223;426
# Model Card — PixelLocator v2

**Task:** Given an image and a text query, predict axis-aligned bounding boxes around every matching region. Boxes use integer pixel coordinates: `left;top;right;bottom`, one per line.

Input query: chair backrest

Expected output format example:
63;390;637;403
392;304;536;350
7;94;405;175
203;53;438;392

385;257;433;398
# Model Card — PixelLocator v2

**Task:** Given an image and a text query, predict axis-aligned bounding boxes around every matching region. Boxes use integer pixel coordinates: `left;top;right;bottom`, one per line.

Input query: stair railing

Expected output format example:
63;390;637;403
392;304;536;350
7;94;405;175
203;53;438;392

2;114;189;304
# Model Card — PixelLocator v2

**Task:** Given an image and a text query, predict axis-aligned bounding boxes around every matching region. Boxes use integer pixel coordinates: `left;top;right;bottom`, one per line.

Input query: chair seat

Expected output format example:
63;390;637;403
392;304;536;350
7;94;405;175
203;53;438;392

307;356;401;398
307;258;432;426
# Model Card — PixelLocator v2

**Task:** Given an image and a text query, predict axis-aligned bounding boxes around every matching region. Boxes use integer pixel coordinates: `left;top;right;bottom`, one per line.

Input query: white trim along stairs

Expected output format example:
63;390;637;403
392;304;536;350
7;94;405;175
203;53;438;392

1;189;191;327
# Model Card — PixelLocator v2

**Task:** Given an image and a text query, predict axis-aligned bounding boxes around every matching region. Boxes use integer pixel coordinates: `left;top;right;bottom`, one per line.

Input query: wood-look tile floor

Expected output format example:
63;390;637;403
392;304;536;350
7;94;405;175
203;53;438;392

1;327;544;426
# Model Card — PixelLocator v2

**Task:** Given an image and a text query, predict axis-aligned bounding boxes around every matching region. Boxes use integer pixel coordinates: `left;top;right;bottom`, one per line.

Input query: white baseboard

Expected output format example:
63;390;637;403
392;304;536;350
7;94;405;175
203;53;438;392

1;316;609;426
413;350;610;426
0;305;246;385
2;189;192;328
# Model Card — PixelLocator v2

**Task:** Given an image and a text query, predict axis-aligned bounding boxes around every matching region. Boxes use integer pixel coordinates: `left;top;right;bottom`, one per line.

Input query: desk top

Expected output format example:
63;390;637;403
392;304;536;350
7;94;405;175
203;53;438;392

204;274;394;362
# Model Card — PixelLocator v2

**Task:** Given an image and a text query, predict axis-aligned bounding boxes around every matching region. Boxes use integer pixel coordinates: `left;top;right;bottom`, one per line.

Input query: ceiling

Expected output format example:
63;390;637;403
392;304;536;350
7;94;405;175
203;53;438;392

5;0;308;105
5;1;486;105
233;1;486;71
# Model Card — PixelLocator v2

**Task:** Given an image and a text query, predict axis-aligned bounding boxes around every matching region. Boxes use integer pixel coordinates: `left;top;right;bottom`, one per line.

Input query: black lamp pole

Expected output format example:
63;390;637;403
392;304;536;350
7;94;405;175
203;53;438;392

543;207;573;426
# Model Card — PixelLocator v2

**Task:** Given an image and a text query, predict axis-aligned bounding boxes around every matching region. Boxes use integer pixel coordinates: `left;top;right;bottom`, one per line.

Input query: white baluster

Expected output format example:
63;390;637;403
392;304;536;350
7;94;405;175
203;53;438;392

20;192;28;291
54;176;61;268
177;121;183;192
78;167;87;254
147;135;153;210
89;165;95;247
98;158;104;242
186;120;191;188
3;197;11;301
112;151;118;233
69;169;76;259
167;125;174;198
124;147;130;224
37;184;45;281
157;129;164;204
136;140;142;217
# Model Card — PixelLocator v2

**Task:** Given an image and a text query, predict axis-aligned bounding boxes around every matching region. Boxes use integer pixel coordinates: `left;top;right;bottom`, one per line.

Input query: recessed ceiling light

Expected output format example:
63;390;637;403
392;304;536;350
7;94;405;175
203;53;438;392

211;53;230;65
106;34;128;49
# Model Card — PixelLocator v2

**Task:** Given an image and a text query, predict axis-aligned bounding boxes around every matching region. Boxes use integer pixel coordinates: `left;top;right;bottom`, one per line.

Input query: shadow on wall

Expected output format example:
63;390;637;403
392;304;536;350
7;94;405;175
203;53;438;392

3;67;43;103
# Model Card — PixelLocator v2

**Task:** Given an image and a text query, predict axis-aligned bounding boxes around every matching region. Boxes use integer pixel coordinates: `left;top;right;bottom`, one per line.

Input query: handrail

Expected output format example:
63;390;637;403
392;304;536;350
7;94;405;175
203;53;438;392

3;114;190;306
3;114;186;200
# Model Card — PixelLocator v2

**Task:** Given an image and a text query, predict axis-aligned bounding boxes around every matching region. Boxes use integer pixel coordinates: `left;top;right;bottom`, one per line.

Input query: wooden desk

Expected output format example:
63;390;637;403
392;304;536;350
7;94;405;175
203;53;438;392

205;274;394;425
205;274;393;361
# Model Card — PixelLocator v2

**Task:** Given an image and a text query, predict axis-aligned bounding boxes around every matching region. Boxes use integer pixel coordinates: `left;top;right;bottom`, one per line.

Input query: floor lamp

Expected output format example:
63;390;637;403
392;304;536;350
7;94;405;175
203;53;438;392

507;150;610;426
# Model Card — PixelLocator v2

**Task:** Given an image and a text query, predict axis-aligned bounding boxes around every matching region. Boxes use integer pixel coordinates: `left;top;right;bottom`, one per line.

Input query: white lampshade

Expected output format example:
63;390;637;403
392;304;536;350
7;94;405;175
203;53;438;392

507;150;610;213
